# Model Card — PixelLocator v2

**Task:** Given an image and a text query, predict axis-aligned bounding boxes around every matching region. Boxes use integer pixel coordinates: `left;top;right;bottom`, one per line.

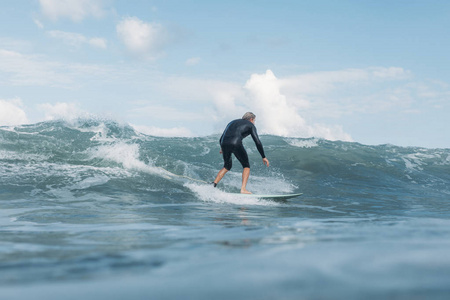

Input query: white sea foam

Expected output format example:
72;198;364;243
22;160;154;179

445;155;450;165
0;126;39;136
0;126;17;133
69;175;110;190
210;169;296;195
185;183;278;206
78;122;110;140
401;152;439;171
0;150;49;161
199;146;211;156
89;142;173;179
286;138;319;148
402;156;421;171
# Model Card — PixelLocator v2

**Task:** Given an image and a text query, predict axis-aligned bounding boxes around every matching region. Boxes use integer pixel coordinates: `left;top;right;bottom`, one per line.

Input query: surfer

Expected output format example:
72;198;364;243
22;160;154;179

213;112;269;194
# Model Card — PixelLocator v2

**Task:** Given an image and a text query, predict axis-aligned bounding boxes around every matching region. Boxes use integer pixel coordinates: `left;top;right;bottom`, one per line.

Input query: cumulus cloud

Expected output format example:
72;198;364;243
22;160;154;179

125;66;420;141
116;17;169;59
38;102;87;121
243;70;352;141
149;71;353;140
244;70;305;136
0;98;29;126
47;30;107;49
39;0;106;21
154;70;354;140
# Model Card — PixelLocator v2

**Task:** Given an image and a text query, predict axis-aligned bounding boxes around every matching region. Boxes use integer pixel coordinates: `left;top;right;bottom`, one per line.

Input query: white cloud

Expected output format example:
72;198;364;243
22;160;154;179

39;0;106;21
244;70;307;136
131;124;194;137
156;70;354;140
243;70;353;141
116;17;169;59
88;37;107;49
280;67;411;97
128;104;206;122
0;49;72;86
38;102;87;121
148;71;354;140
372;67;411;79
276;67;414;120
0;48;114;88
0;98;29;126
153;76;246;126
47;30;86;47
2;44;434;143
33;18;44;29
47;30;107;49
0;38;33;52
186;57;201;66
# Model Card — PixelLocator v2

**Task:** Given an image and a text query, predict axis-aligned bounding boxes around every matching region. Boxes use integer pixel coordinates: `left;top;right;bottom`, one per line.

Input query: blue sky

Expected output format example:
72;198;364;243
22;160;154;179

0;0;449;148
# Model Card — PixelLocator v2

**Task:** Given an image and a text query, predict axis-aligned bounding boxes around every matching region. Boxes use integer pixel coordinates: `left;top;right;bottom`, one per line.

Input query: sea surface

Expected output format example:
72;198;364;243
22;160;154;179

1;119;449;299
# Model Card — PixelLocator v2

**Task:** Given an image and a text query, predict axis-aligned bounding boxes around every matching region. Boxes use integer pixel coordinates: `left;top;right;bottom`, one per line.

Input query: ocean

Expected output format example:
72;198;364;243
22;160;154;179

1;119;449;299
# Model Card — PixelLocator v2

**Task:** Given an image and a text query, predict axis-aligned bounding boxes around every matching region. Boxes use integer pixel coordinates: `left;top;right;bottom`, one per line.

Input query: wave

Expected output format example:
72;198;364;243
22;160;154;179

1;119;449;212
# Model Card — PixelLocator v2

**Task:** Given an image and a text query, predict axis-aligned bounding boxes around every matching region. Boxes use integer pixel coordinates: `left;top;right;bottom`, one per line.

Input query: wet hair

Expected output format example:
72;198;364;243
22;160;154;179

242;112;256;121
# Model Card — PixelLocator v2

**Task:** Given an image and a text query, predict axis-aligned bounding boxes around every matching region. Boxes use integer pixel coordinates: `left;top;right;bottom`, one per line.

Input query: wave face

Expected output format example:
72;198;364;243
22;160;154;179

1;119;448;213
1;119;450;299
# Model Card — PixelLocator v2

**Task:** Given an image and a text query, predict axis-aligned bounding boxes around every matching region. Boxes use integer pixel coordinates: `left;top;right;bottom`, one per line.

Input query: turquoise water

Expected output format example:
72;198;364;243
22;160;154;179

1;120;449;299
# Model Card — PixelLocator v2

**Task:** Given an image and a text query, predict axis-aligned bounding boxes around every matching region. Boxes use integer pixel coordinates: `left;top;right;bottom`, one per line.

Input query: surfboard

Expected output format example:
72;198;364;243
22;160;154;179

232;193;303;201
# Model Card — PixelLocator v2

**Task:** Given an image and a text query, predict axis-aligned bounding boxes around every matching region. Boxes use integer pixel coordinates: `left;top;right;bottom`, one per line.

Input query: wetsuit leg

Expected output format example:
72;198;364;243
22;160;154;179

233;143;250;169
222;144;233;170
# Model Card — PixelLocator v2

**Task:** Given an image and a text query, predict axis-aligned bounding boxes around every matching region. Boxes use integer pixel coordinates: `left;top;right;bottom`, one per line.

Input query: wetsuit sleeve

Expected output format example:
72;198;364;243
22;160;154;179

250;125;266;158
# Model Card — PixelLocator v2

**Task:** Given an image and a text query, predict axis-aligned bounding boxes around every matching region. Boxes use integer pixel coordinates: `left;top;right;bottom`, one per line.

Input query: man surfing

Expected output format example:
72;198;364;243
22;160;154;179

213;112;269;194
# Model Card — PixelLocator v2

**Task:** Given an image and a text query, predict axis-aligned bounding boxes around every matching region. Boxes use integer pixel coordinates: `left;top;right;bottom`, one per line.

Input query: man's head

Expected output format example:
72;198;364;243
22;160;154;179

242;112;256;123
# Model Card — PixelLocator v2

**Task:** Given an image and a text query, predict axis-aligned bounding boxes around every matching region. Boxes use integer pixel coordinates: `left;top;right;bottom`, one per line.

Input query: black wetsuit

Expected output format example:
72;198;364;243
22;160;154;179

219;119;266;170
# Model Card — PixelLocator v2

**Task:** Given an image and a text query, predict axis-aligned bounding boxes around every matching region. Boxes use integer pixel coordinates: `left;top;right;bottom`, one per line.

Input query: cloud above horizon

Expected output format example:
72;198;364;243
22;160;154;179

0;42;445;141
39;0;106;21
138;67;423;140
47;30;107;49
116;17;170;60
38;102;88;121
0;98;29;126
243;70;353;141
0;49;73;86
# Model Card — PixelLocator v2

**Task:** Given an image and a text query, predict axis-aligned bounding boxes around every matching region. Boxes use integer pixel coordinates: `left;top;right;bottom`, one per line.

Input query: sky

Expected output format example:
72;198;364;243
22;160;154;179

0;0;449;148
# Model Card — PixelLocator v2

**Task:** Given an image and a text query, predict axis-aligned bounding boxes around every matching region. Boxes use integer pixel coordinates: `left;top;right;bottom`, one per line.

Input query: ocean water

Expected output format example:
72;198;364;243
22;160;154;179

1;119;449;300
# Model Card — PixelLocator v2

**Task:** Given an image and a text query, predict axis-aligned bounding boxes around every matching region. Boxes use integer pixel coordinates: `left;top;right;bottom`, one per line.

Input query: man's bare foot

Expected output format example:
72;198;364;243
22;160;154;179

240;189;252;194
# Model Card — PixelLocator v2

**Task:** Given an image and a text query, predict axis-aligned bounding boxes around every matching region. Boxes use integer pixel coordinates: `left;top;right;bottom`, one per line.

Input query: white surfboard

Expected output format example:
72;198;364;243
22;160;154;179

232;193;303;201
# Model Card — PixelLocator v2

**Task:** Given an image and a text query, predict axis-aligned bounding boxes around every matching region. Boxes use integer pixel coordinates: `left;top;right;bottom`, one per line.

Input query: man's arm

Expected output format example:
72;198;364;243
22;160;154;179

250;125;266;159
250;126;269;167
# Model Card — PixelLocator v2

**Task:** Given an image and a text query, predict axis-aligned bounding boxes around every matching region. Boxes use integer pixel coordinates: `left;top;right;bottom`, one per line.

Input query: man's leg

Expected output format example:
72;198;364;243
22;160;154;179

213;168;228;186
241;167;251;194
233;144;251;194
214;145;232;187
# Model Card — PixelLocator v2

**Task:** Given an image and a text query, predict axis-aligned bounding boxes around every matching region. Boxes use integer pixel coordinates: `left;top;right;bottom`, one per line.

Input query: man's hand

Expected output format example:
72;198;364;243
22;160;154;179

220;148;223;154
263;158;269;167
